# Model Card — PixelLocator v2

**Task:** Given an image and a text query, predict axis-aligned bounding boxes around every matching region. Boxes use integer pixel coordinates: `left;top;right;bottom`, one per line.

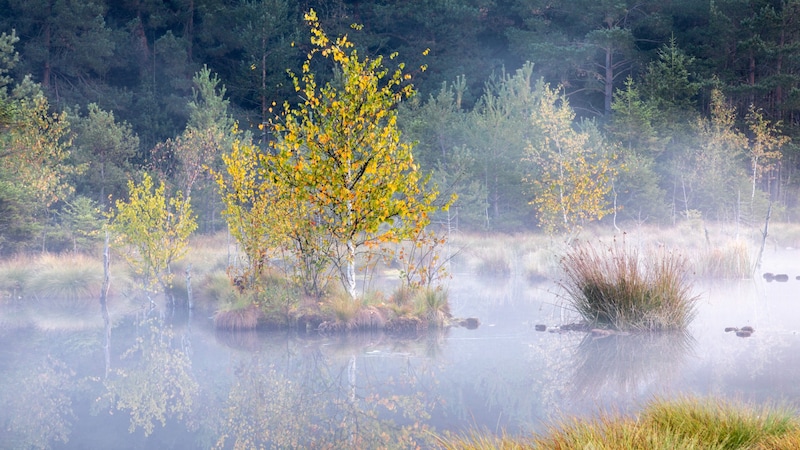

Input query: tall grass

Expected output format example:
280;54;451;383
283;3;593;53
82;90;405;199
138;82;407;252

318;290;389;332
439;397;800;450
696;239;754;279
213;295;262;331
0;259;29;301
640;397;797;449
559;239;698;332
0;254;104;308
412;288;451;328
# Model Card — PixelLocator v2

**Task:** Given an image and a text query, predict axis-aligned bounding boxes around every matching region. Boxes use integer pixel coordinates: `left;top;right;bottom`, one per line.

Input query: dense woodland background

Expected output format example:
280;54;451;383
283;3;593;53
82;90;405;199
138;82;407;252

1;0;800;254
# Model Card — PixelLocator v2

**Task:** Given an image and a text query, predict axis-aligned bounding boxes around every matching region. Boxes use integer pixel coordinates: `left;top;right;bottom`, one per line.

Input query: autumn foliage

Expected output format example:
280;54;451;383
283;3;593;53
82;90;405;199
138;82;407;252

215;10;447;300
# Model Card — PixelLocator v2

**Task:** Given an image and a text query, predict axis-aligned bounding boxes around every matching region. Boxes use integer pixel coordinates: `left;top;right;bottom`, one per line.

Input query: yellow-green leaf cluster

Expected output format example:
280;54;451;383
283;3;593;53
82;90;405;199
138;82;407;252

525;83;616;235
109;173;196;292
261;10;441;297
0;92;80;207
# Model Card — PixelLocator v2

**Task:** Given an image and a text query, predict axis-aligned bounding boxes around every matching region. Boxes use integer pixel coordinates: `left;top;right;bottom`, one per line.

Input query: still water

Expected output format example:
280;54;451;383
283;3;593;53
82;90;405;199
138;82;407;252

2;266;800;448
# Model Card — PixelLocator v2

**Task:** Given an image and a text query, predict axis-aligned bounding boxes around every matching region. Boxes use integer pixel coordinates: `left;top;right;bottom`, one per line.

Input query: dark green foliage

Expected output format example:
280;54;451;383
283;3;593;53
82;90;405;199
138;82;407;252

1;0;800;234
59;196;104;253
0;179;38;253
69;104;139;207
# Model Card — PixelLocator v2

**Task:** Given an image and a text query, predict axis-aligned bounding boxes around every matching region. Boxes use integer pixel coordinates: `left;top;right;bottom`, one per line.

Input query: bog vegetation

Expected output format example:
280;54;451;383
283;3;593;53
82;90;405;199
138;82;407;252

559;238;698;332
0;3;797;329
438;397;800;450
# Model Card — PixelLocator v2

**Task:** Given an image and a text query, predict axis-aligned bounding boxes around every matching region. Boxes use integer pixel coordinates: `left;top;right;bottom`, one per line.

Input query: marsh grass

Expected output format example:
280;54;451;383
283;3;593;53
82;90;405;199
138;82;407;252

0;254;103;308
475;252;511;278
441;398;800;450
326;291;362;323
196;272;238;311
696;239;754;279
435;431;533;449
213;295;262;331
412;288;451;327
767;222;800;249
0;259;29;301
449;232;563;282
640;397;797;449
559;239;698;332
182;233;232;275
320;291;388;332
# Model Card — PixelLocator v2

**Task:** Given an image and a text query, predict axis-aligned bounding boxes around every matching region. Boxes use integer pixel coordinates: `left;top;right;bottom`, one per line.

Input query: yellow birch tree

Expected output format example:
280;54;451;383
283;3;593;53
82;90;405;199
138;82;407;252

109;173;196;305
746;105;789;203
525;82;616;236
267;10;441;299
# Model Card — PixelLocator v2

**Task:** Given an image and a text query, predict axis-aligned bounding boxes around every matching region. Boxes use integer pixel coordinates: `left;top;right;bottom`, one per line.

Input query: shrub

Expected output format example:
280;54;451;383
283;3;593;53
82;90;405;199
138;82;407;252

559;238;698;332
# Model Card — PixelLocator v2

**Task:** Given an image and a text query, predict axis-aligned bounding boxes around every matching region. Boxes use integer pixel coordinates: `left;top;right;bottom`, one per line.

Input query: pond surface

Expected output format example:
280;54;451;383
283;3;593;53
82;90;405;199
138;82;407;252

3;254;800;449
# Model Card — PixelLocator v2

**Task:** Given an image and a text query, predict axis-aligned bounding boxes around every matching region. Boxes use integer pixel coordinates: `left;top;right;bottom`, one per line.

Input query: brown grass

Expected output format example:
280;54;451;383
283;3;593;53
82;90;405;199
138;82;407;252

439;397;800;450
559;238;698;332
213;303;262;330
696;239;754;279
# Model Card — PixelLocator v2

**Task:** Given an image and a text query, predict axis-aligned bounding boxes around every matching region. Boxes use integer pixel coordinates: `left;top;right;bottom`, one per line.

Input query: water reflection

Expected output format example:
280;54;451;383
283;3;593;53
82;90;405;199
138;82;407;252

6;277;800;447
1;355;77;448
207;332;441;449
570;331;695;401
100;317;198;436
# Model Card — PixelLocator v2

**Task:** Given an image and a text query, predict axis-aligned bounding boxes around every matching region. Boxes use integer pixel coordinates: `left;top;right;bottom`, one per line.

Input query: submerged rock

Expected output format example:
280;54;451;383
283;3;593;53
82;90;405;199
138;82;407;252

560;322;592;332
590;328;614;338
460;317;480;329
726;325;754;337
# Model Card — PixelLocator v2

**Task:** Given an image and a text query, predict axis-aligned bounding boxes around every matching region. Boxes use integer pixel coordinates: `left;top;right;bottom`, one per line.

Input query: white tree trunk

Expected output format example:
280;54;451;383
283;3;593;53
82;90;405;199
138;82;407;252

346;239;357;299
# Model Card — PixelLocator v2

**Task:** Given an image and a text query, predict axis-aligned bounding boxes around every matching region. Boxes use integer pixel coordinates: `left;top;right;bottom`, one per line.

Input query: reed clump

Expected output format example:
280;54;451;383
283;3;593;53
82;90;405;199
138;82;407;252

412;287;451;328
319;291;389;332
0;254;103;308
697;239;754;279
213;299;263;331
559;239;698;332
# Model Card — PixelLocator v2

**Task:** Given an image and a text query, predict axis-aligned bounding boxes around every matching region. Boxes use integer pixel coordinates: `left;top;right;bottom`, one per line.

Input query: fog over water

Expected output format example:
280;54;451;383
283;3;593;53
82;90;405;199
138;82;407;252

2;248;800;448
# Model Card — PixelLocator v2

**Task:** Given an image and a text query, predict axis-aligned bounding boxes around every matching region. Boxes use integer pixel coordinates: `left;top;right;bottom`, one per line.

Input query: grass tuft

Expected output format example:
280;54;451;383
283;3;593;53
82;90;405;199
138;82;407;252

641;397;797;449
440;397;800;450
27;254;103;307
214;305;262;331
412;287;451;328
559;238;698;332
696;239;754;279
213;294;262;331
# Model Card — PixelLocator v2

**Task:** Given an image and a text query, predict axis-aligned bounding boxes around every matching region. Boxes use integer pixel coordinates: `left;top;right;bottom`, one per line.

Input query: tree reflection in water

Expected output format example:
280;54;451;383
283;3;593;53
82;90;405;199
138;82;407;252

211;332;441;449
1;355;76;449
101;317;199;436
